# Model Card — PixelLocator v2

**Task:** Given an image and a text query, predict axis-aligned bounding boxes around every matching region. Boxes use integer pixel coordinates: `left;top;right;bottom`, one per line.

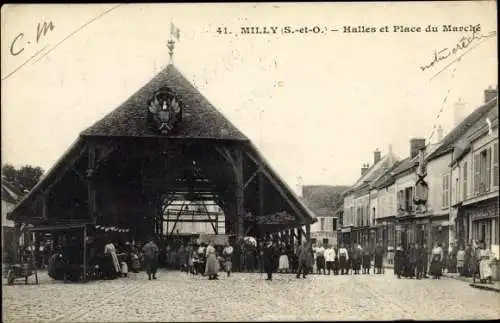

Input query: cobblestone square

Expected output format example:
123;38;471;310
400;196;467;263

3;269;499;322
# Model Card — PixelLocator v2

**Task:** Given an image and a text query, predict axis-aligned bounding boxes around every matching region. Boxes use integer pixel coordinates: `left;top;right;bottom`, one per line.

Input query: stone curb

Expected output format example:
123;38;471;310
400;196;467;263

468;283;500;293
442;273;500;292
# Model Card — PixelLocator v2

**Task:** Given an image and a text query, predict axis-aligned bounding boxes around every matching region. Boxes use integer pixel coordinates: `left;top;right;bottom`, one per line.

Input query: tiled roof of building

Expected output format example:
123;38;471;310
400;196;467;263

302;185;349;217
372;160;404;189
82;64;248;140
347;151;399;194
426;97;497;161
451;99;498;165
391;155;419;176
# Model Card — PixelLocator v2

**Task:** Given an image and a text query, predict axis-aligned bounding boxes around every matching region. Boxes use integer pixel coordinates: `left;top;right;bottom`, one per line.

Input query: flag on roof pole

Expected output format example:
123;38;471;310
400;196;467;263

171;21;180;41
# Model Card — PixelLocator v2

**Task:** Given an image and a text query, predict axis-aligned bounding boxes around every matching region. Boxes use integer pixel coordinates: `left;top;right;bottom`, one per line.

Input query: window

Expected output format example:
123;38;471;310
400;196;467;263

493;142;499;188
397;190;405;210
320;218;325;231
475;148;492;194
404;187;413;211
332;218;337;231
366;206;369;225
442;174;450;208
455;177;459;204
372;207;376;224
463;161;468;200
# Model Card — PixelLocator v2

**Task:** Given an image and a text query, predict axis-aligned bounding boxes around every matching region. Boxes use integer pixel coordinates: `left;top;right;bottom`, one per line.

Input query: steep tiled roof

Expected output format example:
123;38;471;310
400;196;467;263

426;97;497;161
372;160;404;189
82;64;248;140
451;99;498;165
391;155;419;176
302;185;348;217
349;151;398;191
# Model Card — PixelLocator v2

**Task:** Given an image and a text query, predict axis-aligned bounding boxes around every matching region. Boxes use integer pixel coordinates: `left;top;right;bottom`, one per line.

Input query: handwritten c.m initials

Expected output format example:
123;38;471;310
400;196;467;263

10;33;24;56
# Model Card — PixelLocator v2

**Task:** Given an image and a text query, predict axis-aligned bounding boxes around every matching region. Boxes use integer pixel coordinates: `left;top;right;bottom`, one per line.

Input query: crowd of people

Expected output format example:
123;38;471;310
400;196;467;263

392;240;496;283
29;232;497;285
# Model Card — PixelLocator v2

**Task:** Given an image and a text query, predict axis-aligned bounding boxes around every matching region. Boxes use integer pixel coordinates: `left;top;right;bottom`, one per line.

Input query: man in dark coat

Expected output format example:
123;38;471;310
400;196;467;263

262;240;278;281
296;241;313;279
408;243;419;278
142;237;160;280
374;242;384;274
416;243;426;279
395;244;406;279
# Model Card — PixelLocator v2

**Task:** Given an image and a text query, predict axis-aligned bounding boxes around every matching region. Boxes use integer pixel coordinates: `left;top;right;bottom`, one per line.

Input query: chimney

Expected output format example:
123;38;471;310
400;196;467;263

374;149;381;164
361;163;370;176
437;125;444;142
410;138;426;159
454;98;466;126
484;85;498;103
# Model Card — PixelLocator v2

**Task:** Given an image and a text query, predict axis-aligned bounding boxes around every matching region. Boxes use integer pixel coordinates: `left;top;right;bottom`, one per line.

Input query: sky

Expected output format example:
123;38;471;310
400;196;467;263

1;2;498;194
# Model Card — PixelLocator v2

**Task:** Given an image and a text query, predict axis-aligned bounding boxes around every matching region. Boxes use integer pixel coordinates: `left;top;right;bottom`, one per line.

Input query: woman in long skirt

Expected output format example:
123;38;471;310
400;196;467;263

278;243;290;273
104;240;121;279
479;242;493;284
205;243;220;280
429;243;444;279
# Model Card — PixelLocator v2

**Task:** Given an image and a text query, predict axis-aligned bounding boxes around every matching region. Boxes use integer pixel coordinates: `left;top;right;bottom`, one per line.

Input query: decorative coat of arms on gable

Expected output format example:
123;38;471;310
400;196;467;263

146;88;183;134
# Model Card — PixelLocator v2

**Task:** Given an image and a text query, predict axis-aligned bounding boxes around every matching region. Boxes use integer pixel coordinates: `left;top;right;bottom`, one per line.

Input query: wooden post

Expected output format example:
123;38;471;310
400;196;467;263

306;224;311;244
297;227;302;245
87;144;97;221
83;225;87;282
289;229;294;246
41;193;48;220
235;148;245;237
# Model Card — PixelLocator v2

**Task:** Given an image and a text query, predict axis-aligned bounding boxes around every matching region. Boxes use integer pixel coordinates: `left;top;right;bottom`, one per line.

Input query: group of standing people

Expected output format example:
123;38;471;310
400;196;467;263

393;240;496;283
311;242;386;276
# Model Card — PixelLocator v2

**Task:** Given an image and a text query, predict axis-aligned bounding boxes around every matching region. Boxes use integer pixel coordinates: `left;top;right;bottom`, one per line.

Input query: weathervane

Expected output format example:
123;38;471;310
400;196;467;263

168;21;181;64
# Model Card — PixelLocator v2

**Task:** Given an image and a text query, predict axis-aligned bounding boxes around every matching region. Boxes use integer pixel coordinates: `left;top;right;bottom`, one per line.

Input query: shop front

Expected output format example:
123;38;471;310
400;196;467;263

463;197;499;257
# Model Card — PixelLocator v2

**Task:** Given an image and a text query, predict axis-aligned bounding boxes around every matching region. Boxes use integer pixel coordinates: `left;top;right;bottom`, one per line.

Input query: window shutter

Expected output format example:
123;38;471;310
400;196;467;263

474;154;480;195
463;162;468;200
493;142;499;188
486;148;491;191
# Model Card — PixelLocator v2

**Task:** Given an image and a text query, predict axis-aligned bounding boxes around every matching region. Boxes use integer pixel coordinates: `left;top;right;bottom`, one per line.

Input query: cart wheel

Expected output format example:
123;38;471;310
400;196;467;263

7;270;15;285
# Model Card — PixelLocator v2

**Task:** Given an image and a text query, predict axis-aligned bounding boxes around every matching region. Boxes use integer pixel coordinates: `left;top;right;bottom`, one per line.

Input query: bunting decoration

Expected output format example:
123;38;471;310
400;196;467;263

94;225;130;233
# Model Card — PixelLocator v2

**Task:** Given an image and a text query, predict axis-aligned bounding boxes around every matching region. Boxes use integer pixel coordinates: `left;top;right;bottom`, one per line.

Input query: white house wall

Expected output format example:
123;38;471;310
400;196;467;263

426;153;452;216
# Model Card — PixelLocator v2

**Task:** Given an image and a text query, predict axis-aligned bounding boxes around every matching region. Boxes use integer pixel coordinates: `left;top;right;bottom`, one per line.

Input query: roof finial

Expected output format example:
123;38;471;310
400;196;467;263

167;39;176;65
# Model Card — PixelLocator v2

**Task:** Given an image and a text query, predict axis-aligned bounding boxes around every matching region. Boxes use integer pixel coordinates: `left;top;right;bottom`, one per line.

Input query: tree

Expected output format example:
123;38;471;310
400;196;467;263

2;163;44;196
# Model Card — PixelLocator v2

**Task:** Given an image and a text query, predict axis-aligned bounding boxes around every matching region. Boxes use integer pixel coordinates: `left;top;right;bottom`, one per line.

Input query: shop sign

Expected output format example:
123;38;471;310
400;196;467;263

470;204;498;221
341;227;351;233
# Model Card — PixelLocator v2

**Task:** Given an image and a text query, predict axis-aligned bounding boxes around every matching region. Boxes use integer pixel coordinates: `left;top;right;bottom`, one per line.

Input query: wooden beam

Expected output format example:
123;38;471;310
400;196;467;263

169;202;186;235
245;151;305;225
44;143;88;195
72;168;86;184
41;193;48;220
244;165;263;189
214;145;237;174
87;144;97;221
83;225;87;282
235;148;245;236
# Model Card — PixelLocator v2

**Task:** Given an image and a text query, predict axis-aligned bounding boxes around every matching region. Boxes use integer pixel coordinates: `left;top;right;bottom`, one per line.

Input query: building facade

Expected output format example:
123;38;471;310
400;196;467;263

342;148;399;248
302;185;347;247
450;91;498;257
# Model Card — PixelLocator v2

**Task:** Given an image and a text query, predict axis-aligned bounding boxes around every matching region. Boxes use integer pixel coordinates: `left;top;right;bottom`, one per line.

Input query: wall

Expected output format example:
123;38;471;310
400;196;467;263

426;153;452;216
394;171;415;210
376;184;396;219
343;195;355;226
